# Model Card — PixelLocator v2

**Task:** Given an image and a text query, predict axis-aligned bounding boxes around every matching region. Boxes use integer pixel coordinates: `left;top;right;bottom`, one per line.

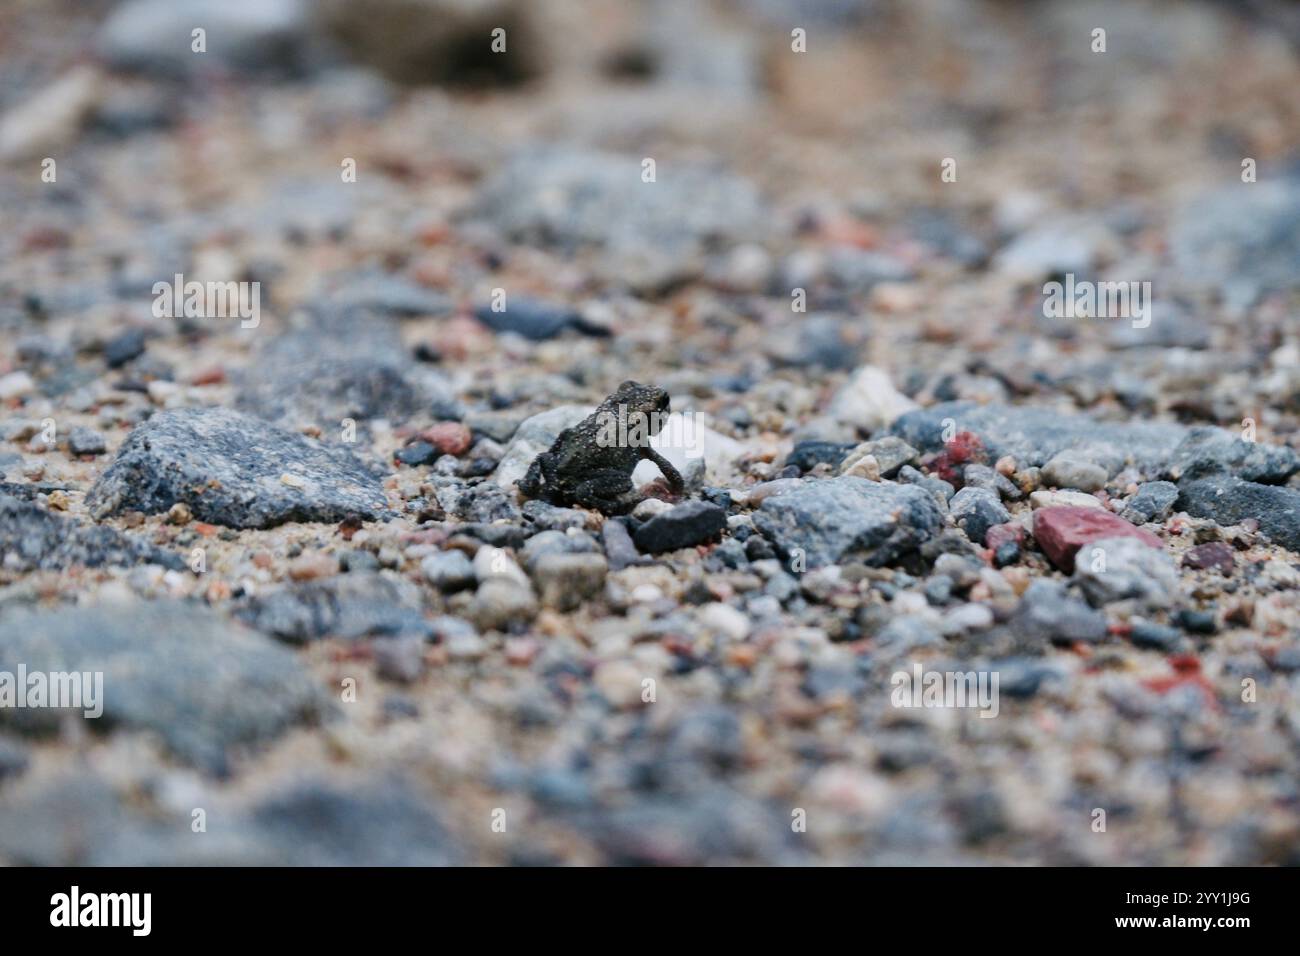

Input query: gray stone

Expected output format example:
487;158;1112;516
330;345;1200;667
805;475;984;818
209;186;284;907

237;310;432;428
1041;454;1108;492
432;478;521;523
0;602;328;773
245;779;463;865
960;463;1022;501
237;571;427;643
531;552;608;611
467;579;537;632
100;0;313;77
1073;536;1179;609
1178;477;1300;552
602;518;640;570
420;550;476;592
841;436;918;478
1164;427;1300;485
633;500;727;554
0;494;183;572
86;407;388;529
1011;579;1107;646
1170;178;1300;295
1121;480;1180;524
476;148;767;289
372;636;426;683
473;298;607;341
949;487;1010;546
897;465;955;507
66;426;107;456
752;477;944;569
0;735;28;782
322;270;453;317
891;401;1297;482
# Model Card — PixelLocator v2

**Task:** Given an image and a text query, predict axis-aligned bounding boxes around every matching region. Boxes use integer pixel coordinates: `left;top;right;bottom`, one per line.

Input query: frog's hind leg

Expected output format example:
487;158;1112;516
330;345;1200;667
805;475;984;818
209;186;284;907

639;446;685;493
518;453;551;498
571;470;641;515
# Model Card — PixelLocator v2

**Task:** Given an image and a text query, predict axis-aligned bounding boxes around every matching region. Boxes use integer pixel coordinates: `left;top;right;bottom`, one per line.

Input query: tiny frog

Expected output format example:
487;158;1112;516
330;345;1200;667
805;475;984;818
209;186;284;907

518;380;685;515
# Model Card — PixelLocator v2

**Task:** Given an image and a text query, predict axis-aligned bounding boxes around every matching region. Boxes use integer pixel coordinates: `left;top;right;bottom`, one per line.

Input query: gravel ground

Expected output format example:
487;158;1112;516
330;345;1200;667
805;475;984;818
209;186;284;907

1;0;1300;865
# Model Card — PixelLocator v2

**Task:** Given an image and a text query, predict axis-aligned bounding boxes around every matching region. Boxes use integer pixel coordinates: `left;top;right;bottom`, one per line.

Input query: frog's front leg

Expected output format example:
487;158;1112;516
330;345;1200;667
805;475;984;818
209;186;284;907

638;446;685;493
518;451;557;499
571;469;641;515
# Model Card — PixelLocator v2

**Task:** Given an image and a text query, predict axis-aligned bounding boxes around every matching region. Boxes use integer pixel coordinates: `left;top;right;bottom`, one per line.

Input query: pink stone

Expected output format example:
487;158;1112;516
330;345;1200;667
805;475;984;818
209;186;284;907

422;422;473;457
1033;506;1162;571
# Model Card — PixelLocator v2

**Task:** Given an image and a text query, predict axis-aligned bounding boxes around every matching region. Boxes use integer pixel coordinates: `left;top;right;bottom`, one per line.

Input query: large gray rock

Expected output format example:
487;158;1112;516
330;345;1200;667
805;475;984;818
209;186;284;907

1178;477;1300;552
476;148;768;289
237;309;443;429
87;407;388;529
1164;428;1300;485
891;401;1298;482
236;571;428;643
0;602;328;773
1073;536;1180;609
100;0;314;77
1170;179;1300;295
0;773;461;865
0;494;182;572
752;477;944;568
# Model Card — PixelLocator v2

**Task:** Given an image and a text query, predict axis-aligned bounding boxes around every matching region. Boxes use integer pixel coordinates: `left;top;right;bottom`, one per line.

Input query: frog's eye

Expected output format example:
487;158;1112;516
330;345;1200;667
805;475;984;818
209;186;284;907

656;392;670;410
618;379;639;393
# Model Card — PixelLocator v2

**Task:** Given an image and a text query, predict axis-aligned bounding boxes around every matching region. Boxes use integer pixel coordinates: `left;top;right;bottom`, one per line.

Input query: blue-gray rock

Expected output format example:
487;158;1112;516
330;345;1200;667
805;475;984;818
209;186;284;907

0;494;183;572
1011;579;1107;645
0;602;328;774
66;426;107;456
960;463;1021;501
752;477;944;568
420;550;476;592
237;310;432;428
473;299;608;341
1073;536;1179;609
99;0;314;78
247;780;463;865
1121;480;1180;524
324;270;454;317
892;401;1298;483
476;148;767;289
87;407;388;529
949;487;1010;546
103;327;146;367
1170;178;1300;295
0;736;28;782
785;440;857;472
1178;477;1300;552
634;500;727;554
1164;427;1299;485
897;465;954;507
237;571;427;643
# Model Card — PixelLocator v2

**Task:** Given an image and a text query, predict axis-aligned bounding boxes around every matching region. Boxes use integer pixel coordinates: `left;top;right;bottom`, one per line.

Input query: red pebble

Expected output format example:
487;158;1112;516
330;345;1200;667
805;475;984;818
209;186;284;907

1142;655;1218;709
420;422;472;457
1033;506;1162;571
1182;541;1235;574
985;521;1025;551
932;430;984;484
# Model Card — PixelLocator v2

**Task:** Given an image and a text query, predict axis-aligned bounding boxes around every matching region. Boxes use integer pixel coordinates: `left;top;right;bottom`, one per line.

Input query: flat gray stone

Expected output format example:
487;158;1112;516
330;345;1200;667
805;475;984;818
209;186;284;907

752;476;944;569
236;571;428;643
0;602;329;773
891;401;1298;482
1;494;183;572
87;406;388;529
1178;477;1300;552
